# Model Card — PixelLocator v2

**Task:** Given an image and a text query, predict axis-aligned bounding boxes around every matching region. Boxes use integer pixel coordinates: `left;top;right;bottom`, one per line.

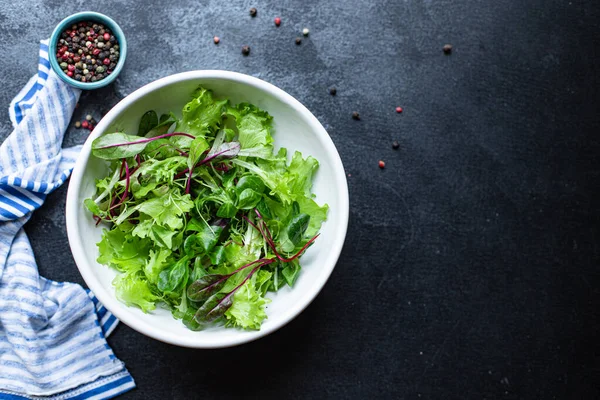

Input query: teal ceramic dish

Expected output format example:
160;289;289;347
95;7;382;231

49;12;127;90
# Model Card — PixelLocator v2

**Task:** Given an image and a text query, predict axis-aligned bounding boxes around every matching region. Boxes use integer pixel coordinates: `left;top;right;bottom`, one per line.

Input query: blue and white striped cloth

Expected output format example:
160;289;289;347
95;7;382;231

0;40;135;399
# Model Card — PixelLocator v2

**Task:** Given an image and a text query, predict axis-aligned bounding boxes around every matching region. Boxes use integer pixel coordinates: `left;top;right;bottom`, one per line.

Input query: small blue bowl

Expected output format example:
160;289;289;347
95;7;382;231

49;12;127;90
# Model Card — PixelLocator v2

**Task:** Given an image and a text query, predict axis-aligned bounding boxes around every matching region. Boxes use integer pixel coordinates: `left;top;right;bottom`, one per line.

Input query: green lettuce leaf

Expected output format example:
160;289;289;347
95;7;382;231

135;192;194;230
227;103;273;150
177;87;228;138
113;271;159;313
144;249;171;284
224;271;271;330
97;227;150;273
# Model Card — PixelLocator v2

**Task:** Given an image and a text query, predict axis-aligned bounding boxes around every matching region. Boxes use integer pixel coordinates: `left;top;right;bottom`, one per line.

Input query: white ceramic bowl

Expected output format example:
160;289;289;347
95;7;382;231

66;71;349;348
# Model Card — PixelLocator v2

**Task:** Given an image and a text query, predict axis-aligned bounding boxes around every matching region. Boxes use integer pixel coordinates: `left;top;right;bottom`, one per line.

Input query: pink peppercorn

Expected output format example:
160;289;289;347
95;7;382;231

396;106;403;113
378;160;385;169
274;17;281;26
67;71;73;77
103;58;110;65
103;33;110;41
67;64;75;72
93;48;101;56
81;120;89;129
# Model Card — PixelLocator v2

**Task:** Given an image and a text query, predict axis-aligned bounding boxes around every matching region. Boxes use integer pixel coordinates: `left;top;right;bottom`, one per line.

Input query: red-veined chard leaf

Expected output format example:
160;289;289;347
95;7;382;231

92;132;195;160
186;274;228;302
194;292;233;324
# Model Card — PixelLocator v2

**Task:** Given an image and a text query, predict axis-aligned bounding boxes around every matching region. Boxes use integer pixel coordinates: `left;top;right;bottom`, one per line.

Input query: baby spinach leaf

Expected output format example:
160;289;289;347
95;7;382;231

146;112;177;138
292;201;300;216
183;234;199;256
281;259;301;287
221;170;237;188
188;137;209;169
216;202;237;218
190;257;208;281
139;110;159;136
236;175;265;194
157;257;189;293
159;113;170;124
256;198;273;219
236;188;262;210
197;223;224;252
209;246;226;265
186;218;205;232
286;213;310;246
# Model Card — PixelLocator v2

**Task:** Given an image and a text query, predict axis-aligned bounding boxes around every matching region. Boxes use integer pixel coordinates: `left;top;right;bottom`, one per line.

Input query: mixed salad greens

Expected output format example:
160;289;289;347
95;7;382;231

84;87;328;331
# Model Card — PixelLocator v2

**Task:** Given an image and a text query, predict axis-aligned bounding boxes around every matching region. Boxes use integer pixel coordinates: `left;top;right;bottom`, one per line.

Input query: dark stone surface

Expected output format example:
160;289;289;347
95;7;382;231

1;0;600;398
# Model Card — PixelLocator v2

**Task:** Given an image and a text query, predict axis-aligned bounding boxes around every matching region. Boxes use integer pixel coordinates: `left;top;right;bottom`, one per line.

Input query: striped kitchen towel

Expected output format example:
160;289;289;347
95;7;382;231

0;40;135;399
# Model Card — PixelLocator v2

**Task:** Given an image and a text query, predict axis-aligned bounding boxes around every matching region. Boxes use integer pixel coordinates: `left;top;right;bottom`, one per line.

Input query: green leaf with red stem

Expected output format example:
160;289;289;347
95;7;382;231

92;132;195;160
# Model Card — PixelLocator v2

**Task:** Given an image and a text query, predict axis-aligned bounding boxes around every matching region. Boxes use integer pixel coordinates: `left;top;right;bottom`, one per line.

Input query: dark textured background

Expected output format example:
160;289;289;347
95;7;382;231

1;0;600;398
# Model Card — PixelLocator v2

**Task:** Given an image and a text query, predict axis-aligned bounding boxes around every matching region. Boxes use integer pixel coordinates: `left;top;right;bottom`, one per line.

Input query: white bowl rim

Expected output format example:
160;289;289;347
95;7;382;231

65;70;349;348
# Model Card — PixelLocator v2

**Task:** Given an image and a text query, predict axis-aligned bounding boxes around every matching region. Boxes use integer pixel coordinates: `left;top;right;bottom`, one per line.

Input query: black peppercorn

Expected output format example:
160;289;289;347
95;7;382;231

242;45;250;56
295;37;302;45
329;87;337;96
109;62;116;69
74;74;82;81
250;7;257;17
443;44;452;54
109;54;116;61
109;35;116;43
392;141;399;149
352;111;360;120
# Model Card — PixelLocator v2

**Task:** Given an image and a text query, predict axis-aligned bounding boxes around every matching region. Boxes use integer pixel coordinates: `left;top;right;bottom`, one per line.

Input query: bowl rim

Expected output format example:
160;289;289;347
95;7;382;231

49;11;127;90
65;70;349;348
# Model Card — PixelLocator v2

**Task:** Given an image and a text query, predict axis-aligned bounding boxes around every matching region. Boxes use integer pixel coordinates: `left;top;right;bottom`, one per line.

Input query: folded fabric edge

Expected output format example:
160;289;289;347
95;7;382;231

0;370;135;400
